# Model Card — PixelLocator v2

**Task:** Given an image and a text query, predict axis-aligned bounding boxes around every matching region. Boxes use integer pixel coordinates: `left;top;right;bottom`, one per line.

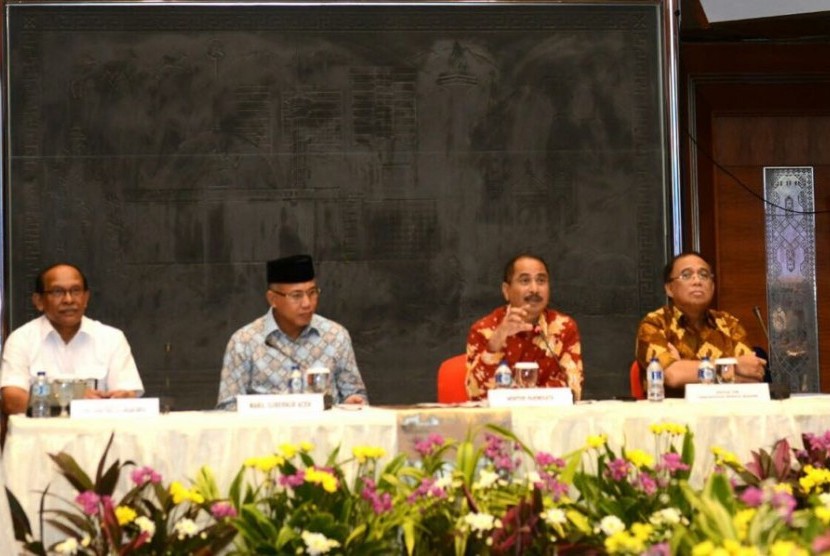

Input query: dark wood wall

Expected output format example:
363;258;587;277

681;43;830;390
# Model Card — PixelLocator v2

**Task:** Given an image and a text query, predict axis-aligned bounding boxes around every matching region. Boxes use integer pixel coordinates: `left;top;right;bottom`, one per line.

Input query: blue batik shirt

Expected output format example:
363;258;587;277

216;310;368;409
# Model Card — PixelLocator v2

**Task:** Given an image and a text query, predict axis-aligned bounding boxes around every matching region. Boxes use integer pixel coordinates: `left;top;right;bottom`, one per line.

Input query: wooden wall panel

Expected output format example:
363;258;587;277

682;42;830;390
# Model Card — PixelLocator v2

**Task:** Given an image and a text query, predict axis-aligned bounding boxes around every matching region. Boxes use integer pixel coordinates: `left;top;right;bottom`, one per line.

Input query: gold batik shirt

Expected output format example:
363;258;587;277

635;304;754;397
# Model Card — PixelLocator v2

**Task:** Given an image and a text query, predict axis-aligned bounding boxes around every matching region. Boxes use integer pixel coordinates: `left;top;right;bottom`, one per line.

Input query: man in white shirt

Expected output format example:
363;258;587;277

0;263;144;415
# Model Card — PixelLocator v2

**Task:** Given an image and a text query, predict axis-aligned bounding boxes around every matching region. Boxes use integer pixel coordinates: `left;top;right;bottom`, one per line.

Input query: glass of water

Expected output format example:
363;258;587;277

56;380;75;417
514;362;540;388
306;367;332;408
714;357;737;384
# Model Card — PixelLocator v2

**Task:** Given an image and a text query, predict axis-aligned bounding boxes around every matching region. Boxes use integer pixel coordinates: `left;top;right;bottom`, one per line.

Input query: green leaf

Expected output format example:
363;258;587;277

47;453;94;493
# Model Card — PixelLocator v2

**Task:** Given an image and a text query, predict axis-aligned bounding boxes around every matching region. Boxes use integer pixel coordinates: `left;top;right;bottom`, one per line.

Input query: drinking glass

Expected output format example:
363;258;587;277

714;357;737;384
514;362;539;388
306;367;332;408
56;380;74;417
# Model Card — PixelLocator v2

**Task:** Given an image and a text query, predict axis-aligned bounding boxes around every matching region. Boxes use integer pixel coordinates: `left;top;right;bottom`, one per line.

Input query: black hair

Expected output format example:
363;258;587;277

34;263;89;294
503;253;550;283
663;251;712;284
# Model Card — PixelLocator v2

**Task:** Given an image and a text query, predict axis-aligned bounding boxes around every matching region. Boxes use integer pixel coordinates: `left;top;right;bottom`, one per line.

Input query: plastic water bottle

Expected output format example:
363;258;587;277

646;358;664;402
698;356;715;385
30;371;51;418
288;365;304;394
494;360;513;388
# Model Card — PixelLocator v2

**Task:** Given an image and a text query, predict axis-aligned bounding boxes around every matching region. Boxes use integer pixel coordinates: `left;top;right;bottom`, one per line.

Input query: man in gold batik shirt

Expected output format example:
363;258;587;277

635;251;766;397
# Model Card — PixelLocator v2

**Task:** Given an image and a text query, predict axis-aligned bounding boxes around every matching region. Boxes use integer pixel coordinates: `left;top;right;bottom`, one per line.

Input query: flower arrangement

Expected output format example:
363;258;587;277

10;424;830;555
676;433;830;554
7;434;236;556
227;440;408;555
569;423;695;555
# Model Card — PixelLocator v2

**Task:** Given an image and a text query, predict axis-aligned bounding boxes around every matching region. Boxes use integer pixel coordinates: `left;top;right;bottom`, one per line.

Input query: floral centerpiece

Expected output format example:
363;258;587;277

7;434;236;555
11;423;830;555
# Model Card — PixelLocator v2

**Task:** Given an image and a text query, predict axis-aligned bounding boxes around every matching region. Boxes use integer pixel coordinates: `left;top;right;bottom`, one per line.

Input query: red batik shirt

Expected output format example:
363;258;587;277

465;306;583;401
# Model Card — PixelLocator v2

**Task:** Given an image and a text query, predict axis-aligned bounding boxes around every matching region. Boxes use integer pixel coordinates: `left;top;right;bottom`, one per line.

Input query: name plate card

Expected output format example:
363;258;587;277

685;383;771;403
237;393;324;415
71;398;160;419
487;387;573;408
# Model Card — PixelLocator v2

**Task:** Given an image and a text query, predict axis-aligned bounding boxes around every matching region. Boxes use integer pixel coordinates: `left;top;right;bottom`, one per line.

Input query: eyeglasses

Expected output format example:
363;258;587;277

670;269;714;282
270;287;321;303
42;287;86;300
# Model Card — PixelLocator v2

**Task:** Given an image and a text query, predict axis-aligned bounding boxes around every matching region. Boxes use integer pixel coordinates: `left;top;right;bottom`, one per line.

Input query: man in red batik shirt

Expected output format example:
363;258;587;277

465;254;583;401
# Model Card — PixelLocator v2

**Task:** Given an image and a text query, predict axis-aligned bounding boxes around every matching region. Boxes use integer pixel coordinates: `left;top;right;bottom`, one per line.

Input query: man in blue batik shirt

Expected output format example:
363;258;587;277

216;254;368;410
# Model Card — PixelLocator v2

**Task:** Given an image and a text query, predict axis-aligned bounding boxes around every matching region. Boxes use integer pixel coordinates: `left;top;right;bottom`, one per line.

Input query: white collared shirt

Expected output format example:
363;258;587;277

0;315;144;394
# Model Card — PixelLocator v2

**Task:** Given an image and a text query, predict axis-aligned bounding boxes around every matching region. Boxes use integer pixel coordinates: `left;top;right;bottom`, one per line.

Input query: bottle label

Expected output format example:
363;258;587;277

648;369;663;382
32;383;51;397
495;367;512;387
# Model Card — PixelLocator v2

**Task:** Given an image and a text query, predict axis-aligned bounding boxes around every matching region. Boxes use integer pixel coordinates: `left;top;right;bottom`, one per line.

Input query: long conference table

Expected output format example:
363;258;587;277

5;396;830;544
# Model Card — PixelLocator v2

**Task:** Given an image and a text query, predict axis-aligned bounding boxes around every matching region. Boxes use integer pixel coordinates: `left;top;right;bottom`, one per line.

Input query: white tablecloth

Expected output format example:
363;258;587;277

511;396;830;485
0;457;19;555
3;407;398;543
6;396;830;544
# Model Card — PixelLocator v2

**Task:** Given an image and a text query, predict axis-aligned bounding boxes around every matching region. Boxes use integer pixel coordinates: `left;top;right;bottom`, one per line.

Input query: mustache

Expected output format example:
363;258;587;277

524;294;544;303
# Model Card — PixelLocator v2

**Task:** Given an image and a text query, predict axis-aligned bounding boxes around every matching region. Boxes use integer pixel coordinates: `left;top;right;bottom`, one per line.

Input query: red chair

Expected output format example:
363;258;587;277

437;354;469;403
630;360;645;400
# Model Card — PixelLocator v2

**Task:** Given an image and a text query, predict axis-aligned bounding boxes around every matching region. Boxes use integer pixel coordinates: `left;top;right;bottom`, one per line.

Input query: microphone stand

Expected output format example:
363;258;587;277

753;306;790;399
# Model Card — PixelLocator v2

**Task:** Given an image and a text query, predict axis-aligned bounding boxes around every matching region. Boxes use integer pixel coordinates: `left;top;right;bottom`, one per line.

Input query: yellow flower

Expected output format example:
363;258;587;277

243;454;284;473
586;434;607;449
770;541;808;556
624;449;655;469
630;522;653;541
815;505;830;525
604;528;646;555
772;482;792;495
114;505;137;526
711;446;741;467
305;467;338;493
300;441;314;453
733;508;756;541
799;465;830;494
279;443;299;458
692;541;715;555
352;446;387;463
169;481;205;505
650;423;687;436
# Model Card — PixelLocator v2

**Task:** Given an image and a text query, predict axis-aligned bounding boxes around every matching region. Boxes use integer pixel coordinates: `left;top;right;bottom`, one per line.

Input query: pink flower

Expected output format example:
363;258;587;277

210;501;238;519
535;471;569;501
637;472;657;495
406;477;446;503
812;532;830;553
414;433;445;457
658;452;690;474
535;452;565;468
606;458;630;481
360;477;394;514
75;491;100;515
131;466;162;485
279;471;305;487
740;486;764;507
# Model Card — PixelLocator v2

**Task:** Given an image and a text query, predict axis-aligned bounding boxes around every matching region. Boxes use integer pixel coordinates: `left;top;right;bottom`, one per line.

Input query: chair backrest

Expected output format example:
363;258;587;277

630;360;645;400
437;354;469;403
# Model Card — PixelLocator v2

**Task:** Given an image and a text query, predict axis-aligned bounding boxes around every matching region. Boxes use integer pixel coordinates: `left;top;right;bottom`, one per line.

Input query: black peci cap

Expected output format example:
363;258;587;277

267;254;315;284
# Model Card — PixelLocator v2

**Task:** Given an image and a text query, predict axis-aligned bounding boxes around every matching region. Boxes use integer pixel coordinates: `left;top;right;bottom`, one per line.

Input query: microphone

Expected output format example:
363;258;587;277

534;323;557;357
752;305;789;399
752;306;770;343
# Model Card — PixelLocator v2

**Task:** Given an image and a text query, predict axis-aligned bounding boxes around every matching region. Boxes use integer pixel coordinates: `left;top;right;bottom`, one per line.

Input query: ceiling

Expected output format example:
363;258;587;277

680;0;830;42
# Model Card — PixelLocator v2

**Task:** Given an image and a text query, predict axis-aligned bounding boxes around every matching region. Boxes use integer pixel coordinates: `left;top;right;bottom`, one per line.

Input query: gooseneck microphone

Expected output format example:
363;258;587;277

534;323;557;357
753;305;770;343
753;305;789;399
